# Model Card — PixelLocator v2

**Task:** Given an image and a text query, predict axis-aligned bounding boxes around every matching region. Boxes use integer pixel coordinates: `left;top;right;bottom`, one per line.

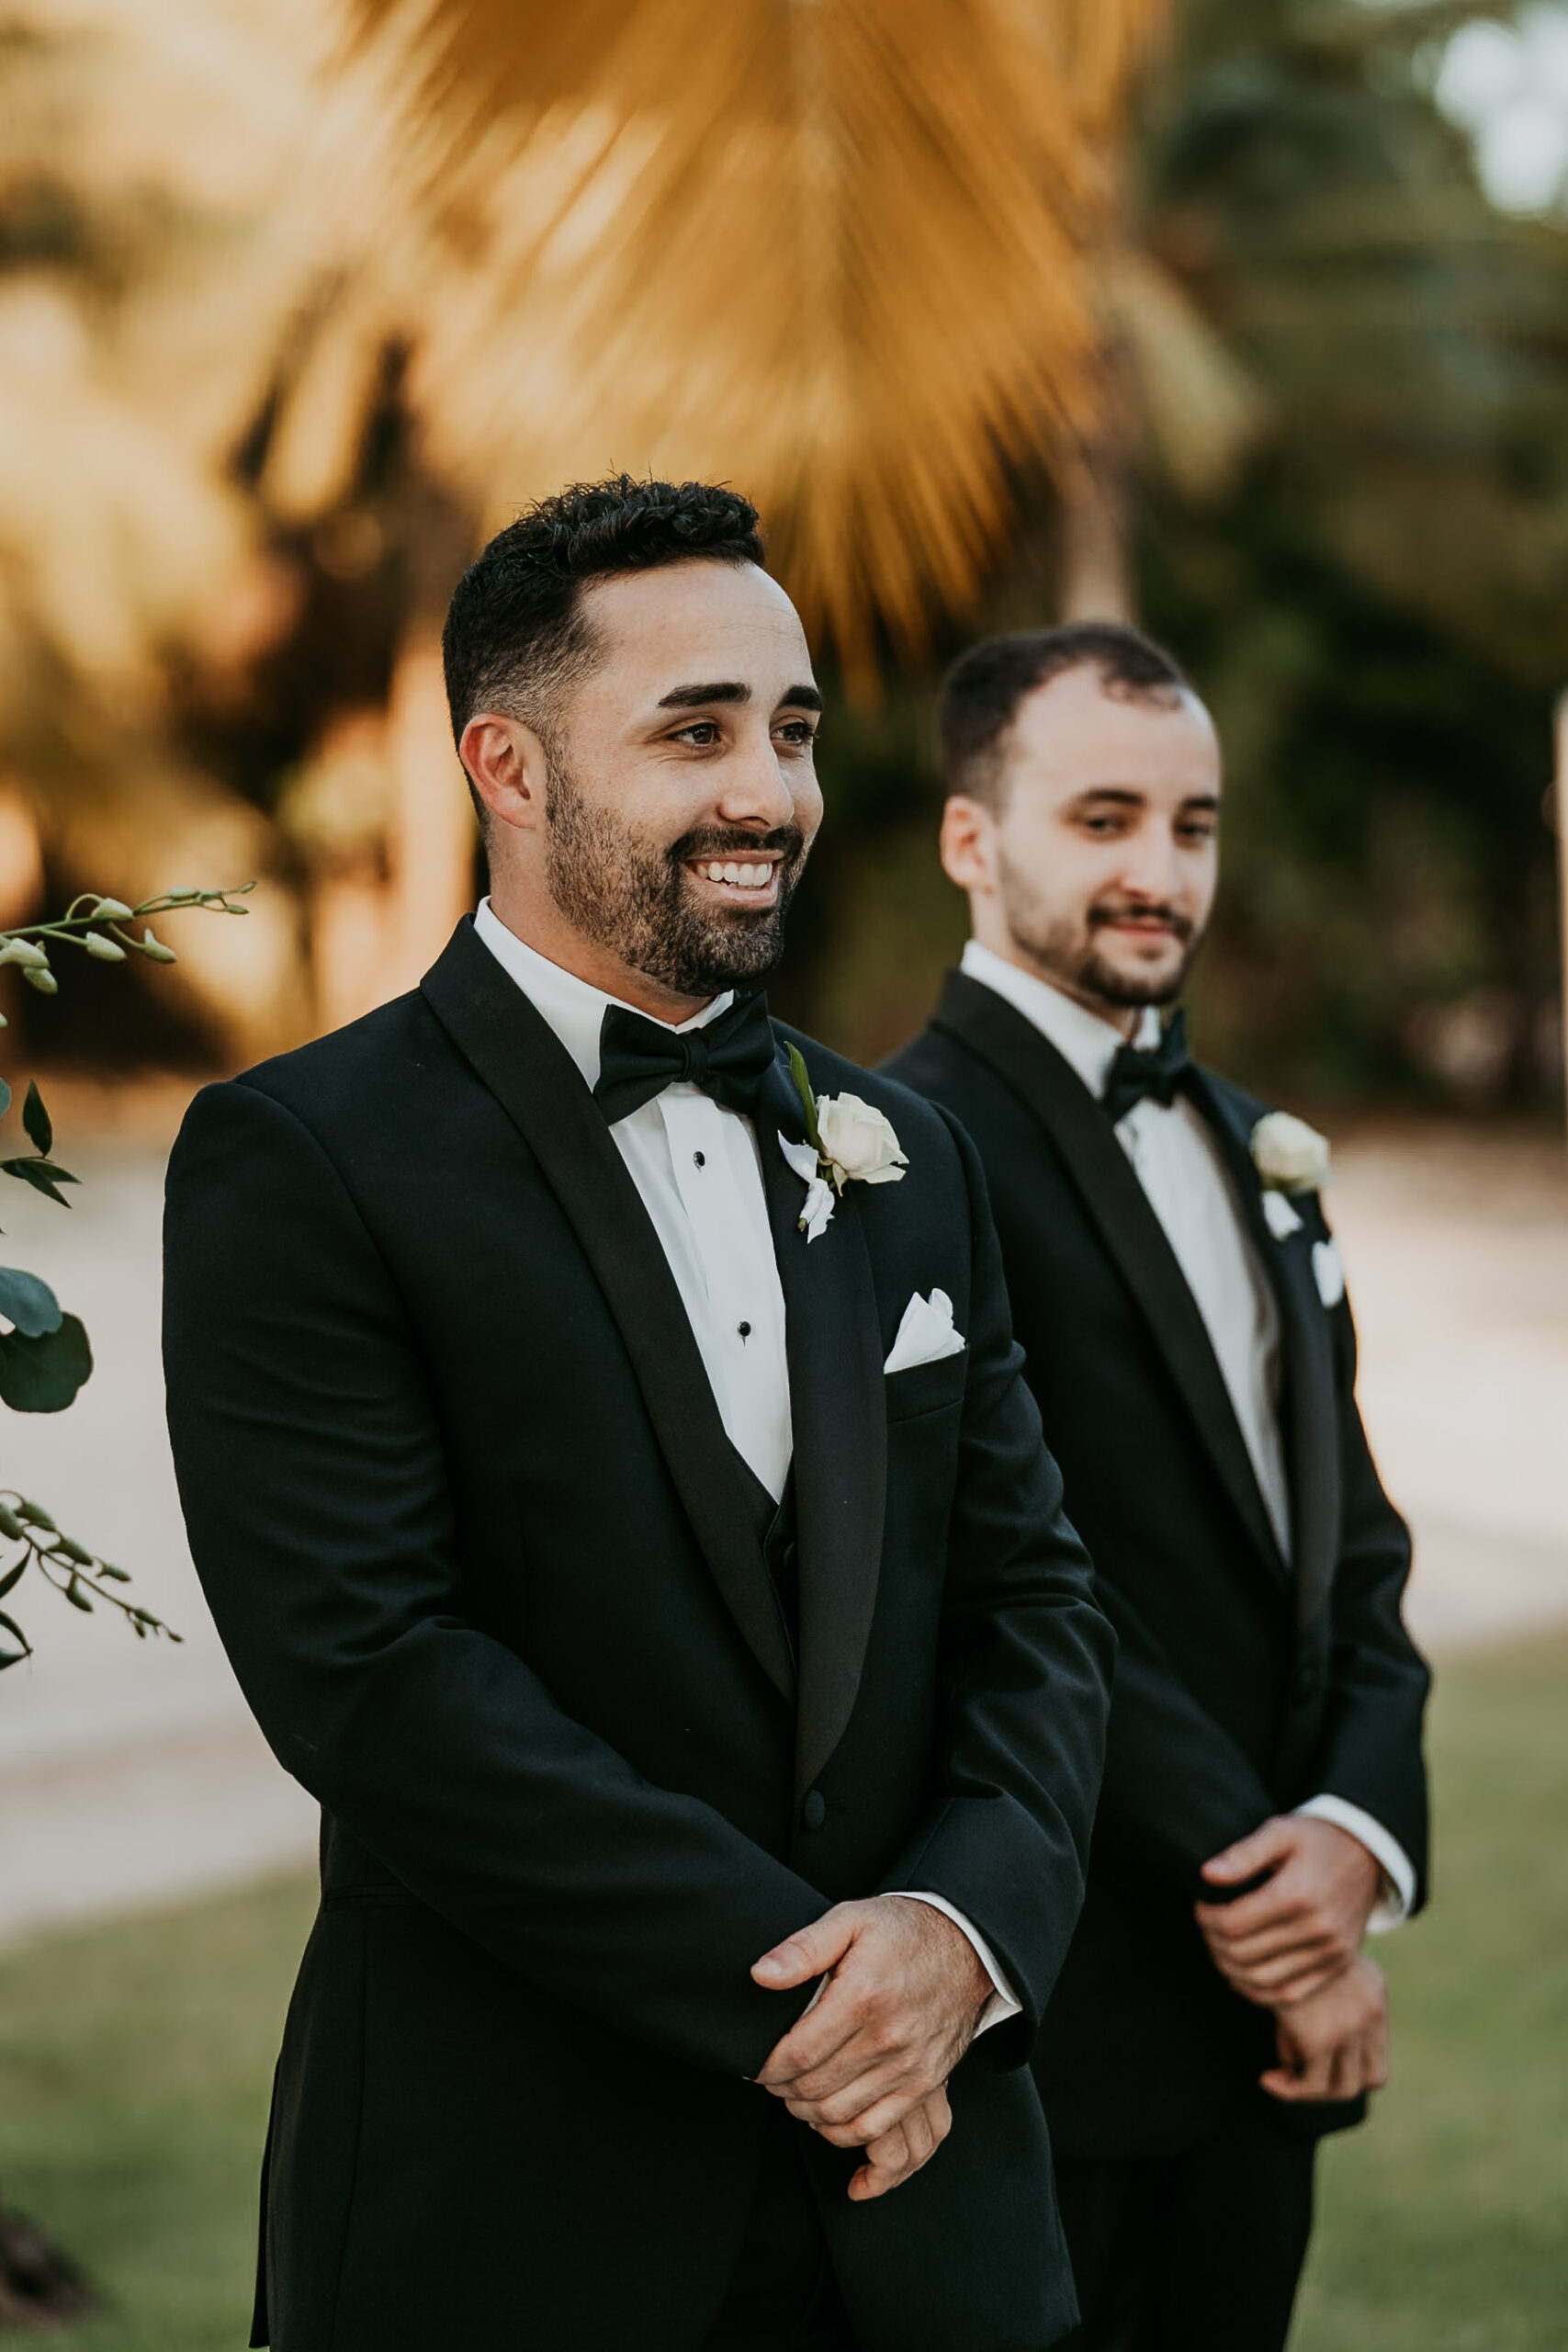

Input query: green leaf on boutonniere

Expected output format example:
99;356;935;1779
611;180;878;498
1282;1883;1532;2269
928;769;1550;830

785;1043;826;1157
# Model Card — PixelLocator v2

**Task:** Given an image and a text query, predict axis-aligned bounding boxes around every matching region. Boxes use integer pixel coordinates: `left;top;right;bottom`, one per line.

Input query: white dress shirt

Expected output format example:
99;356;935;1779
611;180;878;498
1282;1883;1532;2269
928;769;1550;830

960;941;1415;1928
475;903;1020;2021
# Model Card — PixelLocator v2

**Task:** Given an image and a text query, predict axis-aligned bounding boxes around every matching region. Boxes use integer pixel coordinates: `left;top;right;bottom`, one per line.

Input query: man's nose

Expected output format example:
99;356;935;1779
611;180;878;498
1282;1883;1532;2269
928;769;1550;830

714;729;798;830
1117;824;1185;903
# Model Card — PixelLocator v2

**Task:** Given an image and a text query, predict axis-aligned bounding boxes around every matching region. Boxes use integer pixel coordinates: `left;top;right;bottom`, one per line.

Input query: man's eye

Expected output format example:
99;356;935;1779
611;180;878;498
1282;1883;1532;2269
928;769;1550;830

776;721;817;748
675;721;720;746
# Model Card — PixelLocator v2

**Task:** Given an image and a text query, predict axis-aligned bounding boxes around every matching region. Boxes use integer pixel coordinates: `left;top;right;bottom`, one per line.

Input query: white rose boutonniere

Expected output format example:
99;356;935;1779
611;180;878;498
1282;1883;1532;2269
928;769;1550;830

1250;1110;1331;1193
1250;1111;1329;1240
777;1045;908;1241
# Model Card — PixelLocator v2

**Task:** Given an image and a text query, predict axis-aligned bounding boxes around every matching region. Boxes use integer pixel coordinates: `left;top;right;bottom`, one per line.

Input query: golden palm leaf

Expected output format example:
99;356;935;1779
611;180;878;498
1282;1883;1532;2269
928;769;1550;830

291;0;1172;673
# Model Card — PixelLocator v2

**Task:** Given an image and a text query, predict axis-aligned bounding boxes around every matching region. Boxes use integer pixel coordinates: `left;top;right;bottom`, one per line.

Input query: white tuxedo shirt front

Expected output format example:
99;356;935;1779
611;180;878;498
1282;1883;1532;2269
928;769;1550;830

475;901;1019;2019
960;942;1415;1926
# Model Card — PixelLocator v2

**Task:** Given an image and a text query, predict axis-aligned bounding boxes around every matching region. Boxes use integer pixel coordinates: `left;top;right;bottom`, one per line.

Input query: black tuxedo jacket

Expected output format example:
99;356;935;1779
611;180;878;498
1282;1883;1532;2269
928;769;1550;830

162;921;1114;2352
886;973;1430;2160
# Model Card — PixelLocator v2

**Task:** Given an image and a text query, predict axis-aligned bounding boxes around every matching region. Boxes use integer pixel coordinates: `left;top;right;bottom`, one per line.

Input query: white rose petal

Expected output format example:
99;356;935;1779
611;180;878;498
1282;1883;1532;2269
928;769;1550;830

777;1130;838;1240
1313;1238;1346;1308
816;1092;908;1185
1250;1110;1330;1195
1261;1188;1304;1241
798;1176;837;1242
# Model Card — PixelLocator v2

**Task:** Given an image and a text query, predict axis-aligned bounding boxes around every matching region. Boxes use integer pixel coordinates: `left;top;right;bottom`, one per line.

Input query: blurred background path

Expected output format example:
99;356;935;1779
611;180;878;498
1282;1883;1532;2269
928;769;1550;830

2;1101;1563;1950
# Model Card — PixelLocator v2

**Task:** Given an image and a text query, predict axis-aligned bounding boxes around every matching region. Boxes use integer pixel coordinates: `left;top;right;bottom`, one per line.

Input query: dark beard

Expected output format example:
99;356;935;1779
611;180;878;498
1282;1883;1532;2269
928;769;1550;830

998;851;1203;1009
542;754;810;998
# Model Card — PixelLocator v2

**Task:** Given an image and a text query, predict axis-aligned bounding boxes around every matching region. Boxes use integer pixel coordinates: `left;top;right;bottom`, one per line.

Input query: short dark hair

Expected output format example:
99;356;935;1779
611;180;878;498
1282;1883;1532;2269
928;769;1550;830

939;622;1192;809
443;475;766;762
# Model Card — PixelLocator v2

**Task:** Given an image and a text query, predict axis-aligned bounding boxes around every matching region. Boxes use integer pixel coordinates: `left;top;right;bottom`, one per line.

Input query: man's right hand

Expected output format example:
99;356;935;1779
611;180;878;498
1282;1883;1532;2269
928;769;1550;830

1260;1955;1389;2105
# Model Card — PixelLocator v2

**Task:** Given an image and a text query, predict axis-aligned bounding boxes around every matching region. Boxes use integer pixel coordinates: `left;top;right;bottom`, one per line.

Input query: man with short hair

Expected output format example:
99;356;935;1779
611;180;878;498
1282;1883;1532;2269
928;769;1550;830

886;624;1429;2352
163;481;1113;2352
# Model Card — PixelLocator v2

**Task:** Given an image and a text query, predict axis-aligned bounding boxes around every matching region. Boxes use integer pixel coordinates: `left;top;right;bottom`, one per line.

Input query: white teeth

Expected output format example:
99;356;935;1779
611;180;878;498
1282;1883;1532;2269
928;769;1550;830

722;863;741;884
697;860;773;888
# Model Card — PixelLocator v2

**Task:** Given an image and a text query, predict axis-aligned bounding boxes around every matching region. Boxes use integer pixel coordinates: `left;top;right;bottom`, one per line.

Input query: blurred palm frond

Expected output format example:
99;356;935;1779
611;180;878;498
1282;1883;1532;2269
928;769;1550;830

266;0;1172;672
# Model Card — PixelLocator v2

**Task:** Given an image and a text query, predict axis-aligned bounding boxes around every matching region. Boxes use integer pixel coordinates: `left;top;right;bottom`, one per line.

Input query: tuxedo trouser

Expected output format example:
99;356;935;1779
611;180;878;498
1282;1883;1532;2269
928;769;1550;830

700;2109;857;2352
1053;2093;1316;2352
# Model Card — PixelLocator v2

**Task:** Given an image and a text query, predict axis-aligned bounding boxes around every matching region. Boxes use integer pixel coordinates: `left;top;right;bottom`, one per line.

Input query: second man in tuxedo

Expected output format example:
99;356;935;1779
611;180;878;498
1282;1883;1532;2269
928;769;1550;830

887;624;1430;2352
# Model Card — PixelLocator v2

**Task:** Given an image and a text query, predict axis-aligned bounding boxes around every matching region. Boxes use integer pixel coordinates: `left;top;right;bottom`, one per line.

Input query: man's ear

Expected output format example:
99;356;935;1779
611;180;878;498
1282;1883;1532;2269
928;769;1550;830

459;712;550;835
939;796;996;897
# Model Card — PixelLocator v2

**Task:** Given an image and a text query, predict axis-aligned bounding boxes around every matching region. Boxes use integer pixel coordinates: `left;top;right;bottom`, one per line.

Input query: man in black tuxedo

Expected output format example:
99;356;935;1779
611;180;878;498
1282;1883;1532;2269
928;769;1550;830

886;624;1429;2352
162;481;1114;2352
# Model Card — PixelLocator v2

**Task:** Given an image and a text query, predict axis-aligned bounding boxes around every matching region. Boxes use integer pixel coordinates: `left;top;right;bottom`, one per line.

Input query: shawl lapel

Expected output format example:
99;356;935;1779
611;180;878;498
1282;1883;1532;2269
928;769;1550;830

931;973;1289;1588
1187;1074;1341;1629
756;1053;886;1796
420;920;796;1702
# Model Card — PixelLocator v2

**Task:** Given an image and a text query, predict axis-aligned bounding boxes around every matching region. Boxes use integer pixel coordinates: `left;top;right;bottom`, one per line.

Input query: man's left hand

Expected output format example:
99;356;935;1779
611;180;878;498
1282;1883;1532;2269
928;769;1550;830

1196;1815;1382;2005
751;1896;990;2151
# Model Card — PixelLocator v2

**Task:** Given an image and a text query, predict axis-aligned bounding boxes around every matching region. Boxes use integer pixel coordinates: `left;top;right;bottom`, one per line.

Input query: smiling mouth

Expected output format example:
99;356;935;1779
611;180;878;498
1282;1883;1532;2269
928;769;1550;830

685;857;782;902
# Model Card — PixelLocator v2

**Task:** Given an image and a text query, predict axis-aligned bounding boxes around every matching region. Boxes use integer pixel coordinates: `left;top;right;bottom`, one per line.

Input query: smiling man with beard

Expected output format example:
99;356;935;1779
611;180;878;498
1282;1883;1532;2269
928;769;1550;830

886;626;1429;2352
162;481;1113;2352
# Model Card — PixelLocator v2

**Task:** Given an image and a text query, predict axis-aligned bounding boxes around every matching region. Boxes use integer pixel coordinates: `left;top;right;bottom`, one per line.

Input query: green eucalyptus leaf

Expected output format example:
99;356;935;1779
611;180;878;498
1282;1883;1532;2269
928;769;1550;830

50;1534;94;1567
0;1264;62;1337
2;1159;80;1207
0;1502;25;1539
0;1558;26;1599
21;966;58;995
0;1607;29;1650
84;933;127;963
63;1576;93;1612
94;1564;131;1582
91;898;133;922
21;1082;51;1157
17;1499;55;1529
0;1315;93;1411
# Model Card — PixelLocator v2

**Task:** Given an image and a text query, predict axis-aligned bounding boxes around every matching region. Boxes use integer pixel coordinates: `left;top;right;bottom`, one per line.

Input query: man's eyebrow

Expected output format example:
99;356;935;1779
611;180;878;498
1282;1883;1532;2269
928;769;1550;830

779;683;824;713
657;681;750;709
1066;786;1220;808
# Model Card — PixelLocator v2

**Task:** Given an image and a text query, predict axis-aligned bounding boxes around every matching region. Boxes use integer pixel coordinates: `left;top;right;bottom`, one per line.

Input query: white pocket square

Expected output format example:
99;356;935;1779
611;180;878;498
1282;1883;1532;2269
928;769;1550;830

884;1287;966;1375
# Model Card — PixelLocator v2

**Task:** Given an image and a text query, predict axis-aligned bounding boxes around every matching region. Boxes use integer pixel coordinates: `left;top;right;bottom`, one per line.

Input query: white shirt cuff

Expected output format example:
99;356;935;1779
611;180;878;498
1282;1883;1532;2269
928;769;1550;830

888;1892;1022;2036
1294;1795;1416;1933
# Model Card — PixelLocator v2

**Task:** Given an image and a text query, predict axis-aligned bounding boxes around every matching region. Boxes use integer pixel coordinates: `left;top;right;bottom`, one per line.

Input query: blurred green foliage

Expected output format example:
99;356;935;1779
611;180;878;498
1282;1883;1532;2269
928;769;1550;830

780;1;1568;1108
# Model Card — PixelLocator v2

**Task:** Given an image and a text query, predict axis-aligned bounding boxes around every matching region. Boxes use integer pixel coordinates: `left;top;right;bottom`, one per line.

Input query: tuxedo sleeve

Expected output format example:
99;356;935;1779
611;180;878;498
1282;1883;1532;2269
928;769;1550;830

163;1079;827;2079
1303;1231;1431;1907
879;1110;1116;2065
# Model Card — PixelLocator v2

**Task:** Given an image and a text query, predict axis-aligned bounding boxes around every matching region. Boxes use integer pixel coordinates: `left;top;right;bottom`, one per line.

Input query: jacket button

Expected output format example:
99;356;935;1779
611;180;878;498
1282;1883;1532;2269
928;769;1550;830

801;1790;827;1831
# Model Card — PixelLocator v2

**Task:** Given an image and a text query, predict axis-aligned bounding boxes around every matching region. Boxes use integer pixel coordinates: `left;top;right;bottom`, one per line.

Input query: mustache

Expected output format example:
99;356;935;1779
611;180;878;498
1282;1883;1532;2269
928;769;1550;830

670;823;807;868
1088;898;1195;944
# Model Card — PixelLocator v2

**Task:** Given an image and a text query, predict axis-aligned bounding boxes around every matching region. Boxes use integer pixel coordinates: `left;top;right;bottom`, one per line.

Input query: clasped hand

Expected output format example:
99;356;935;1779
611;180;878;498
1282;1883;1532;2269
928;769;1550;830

1196;1815;1382;2006
1196;1815;1391;2107
750;1896;990;2201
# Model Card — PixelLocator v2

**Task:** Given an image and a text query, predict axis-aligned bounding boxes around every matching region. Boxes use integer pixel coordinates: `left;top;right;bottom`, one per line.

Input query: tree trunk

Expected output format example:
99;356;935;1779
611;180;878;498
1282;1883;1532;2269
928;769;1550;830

1056;447;1134;623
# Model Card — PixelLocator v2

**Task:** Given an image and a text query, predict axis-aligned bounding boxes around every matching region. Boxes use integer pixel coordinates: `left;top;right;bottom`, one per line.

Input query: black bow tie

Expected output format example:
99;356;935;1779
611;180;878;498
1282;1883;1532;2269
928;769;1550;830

1100;1010;1192;1126
593;992;777;1126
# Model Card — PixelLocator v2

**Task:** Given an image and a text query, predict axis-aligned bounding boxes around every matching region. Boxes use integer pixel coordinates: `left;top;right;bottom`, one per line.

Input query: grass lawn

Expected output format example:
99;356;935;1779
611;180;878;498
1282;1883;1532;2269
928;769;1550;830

0;1634;1564;2351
